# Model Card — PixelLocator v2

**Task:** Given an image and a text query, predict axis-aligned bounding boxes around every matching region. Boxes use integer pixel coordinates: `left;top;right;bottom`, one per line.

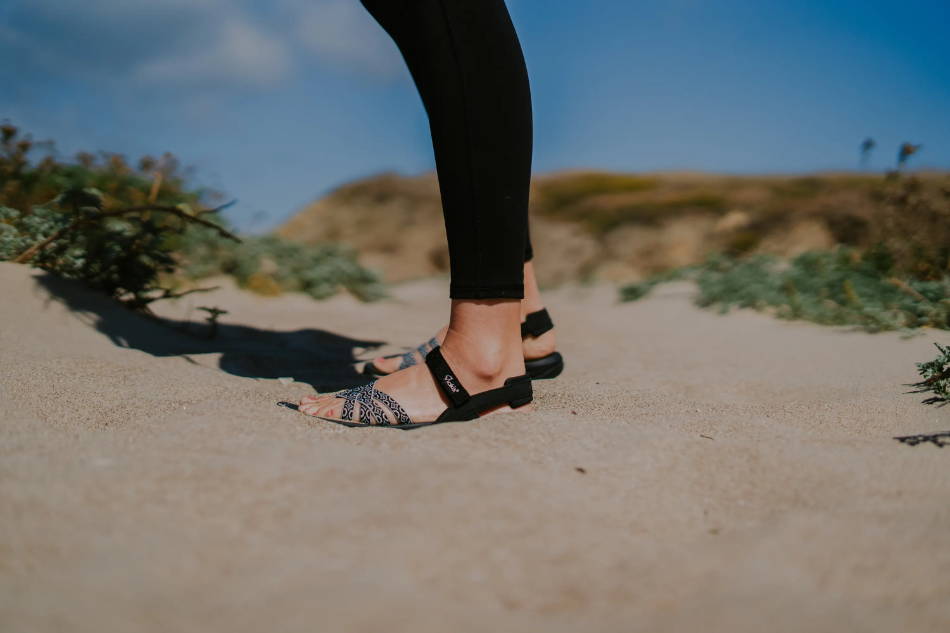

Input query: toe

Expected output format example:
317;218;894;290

300;398;342;419
315;400;341;419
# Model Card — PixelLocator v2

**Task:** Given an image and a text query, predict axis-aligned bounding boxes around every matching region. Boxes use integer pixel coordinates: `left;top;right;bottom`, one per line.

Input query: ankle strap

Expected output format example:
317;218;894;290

424;346;470;407
521;308;554;338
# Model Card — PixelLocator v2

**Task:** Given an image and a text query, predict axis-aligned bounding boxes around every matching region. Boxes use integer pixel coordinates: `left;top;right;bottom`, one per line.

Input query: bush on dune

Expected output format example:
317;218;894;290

0;193;232;311
620;174;950;334
177;228;384;302
622;247;949;333
0;124;240;311
706;249;945;331
0;123;384;311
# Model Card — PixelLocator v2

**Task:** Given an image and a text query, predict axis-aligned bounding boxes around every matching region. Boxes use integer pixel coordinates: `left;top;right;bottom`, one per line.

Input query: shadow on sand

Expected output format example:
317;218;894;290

33;273;383;392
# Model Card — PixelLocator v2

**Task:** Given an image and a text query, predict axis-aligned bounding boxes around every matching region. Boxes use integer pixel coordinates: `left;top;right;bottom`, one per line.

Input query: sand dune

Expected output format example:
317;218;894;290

1;261;948;632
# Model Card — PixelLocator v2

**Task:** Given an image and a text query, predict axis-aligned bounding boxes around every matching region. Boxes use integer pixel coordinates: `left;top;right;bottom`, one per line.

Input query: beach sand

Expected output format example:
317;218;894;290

2;261;948;632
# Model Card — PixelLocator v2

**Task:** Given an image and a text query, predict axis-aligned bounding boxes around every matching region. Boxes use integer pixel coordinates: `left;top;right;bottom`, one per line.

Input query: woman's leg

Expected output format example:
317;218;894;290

360;0;532;298
301;0;535;421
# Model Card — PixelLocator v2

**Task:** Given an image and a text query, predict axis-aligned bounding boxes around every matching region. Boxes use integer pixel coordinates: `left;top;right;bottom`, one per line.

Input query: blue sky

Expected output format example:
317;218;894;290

2;0;948;231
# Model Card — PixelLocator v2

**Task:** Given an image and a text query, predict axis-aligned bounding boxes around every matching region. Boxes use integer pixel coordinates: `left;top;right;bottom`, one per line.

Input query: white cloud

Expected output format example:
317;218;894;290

1;0;293;90
282;0;405;79
1;0;409;105
136;16;292;88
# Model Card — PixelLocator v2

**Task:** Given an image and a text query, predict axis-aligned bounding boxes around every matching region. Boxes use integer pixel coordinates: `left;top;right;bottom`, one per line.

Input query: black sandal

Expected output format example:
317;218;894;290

520;308;564;380
362;309;564;380
315;346;532;429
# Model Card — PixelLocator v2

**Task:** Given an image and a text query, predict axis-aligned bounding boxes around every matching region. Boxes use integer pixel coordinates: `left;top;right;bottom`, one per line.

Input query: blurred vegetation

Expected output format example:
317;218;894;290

534;172;734;233
620;170;950;333
621;248;949;332
177;229;384;301
868;173;950;279
278;137;948;286
531;166;945;247
0;123;213;212
537;172;658;210
0;123;384;311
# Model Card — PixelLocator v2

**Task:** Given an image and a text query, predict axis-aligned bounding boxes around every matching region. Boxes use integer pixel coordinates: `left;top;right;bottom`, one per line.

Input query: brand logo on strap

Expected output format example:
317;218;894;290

443;374;460;393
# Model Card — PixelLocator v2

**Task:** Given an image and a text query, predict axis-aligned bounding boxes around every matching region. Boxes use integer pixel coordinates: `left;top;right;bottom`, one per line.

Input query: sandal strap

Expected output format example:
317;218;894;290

337;382;411;426
424;346;471;407
396;349;418;370
521;308;554;338
435;374;532;423
368;384;411;425
418;336;440;355
396;336;439;370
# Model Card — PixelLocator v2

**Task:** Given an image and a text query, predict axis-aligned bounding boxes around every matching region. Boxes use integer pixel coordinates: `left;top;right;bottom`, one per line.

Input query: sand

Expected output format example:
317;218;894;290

1;260;949;632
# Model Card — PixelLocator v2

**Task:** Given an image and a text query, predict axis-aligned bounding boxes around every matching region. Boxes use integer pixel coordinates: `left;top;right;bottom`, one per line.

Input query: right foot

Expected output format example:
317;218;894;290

364;261;555;375
366;326;448;374
365;310;557;375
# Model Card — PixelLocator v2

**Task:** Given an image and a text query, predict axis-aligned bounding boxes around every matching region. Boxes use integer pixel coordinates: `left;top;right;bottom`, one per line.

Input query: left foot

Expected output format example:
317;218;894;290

300;327;526;424
360;260;556;378
300;362;448;423
362;307;557;378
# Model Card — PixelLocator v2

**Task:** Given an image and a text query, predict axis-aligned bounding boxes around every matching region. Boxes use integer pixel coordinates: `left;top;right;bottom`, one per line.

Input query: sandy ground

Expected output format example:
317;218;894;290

2;261;949;632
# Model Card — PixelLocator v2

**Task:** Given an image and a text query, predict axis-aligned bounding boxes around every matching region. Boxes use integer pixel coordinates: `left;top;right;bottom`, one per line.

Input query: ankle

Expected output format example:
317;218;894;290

440;332;523;382
438;298;525;388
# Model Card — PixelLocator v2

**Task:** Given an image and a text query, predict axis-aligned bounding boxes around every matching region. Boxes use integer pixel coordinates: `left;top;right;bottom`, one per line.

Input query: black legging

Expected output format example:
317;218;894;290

359;0;534;299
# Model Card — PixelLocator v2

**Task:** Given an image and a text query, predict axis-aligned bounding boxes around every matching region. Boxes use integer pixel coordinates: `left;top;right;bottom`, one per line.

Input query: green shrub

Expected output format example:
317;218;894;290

0;187;239;311
618;170;950;333
0;123;236;311
0;122;385;309
0;123;211;214
177;229;385;301
907;343;950;406
621;247;950;333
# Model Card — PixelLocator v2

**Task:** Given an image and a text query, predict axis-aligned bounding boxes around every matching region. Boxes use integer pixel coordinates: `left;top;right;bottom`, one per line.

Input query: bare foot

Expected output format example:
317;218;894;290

300;361;450;422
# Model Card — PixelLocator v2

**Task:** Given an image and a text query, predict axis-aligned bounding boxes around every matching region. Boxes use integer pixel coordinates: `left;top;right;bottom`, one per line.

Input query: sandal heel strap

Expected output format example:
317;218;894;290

424;346;470;407
435;374;533;423
504;374;533;408
521;308;554;338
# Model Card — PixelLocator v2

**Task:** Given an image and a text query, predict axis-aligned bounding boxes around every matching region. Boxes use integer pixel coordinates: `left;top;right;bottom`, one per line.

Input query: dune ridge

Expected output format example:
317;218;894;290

277;169;950;287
